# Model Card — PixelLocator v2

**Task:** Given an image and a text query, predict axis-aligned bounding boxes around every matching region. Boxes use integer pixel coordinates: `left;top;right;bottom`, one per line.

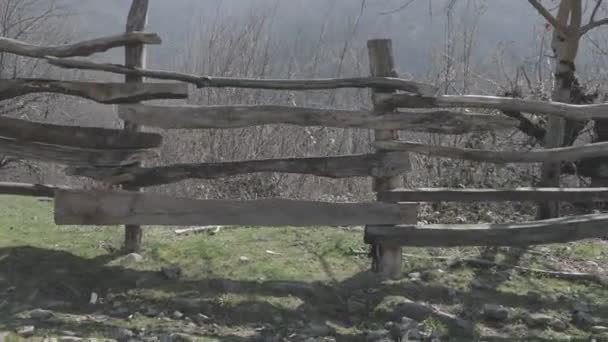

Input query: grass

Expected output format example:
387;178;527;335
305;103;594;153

0;195;607;341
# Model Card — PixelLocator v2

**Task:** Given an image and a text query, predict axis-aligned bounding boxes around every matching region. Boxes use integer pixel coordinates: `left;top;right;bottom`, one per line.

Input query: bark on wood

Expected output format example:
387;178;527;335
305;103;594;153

538;0;581;219
379;187;608;203
123;0;150;253
375;140;608;164
0;136;154;167
375;93;608;120
0;32;160;58
66;152;412;187
365;39;411;280
366;213;608;247
117;104;518;134
0;116;161;150
54;190;418;226
0;79;187;104
46;57;437;94
0;182;68;197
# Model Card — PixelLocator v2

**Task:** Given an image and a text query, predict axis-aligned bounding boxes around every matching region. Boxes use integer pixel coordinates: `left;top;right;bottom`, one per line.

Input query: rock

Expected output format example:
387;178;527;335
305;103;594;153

573;301;591;313
592;326;608;334
161;266;182;280
30;308;55;320
482;304;509;321
172;310;184;319
114;329;135;342
59;337;82;342
308;322;331;336
550;319;568;332
109;307;129;317
573;310;596;326
123;253;143;264
239;256;250;263
16;326;35;337
408;272;421;281
89;292;99;305
523;313;554;327
143;307;160;317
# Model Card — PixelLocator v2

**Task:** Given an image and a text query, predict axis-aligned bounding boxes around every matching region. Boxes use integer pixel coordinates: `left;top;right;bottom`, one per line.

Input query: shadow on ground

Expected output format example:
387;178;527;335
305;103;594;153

0;246;605;341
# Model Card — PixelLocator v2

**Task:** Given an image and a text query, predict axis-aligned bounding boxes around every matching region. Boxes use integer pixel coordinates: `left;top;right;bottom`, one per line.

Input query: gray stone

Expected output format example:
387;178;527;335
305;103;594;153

308;322;331;336
122;253;143;264
16;326;35;337
161;266;182;280
30;308;55;320
143;307;160;317
114;328;135;342
550;318;568;331
573;310;596;326
592;326;608;334
172;310;184;319
523;313;554;327
408;272;421;281
482;304;509;321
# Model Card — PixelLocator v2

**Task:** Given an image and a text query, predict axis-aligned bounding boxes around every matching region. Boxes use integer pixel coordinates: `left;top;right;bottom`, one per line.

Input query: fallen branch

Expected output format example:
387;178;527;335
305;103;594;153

175;226;222;236
0;32;161;58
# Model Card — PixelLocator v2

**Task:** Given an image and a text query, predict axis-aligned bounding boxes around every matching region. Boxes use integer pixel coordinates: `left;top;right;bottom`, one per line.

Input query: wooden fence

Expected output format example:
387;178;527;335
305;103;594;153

2;0;608;279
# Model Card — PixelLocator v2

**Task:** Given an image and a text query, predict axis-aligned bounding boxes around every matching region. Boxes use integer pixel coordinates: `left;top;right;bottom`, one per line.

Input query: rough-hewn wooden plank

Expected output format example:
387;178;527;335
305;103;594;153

0;32;161;58
0;79;188;104
375;93;608;120
0;116;161;150
365;213;608;247
0;182;68;197
123;0;149;253
54;190;418;226
66;152;411;187
366;39;409;280
379;187;608;203
0;137;154;167
47;57;437;94
118;104;518;134
375;141;608;163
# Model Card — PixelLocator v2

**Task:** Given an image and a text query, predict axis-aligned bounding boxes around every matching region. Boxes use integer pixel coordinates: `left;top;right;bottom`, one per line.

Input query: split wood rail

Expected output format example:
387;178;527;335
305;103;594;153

1;0;608;279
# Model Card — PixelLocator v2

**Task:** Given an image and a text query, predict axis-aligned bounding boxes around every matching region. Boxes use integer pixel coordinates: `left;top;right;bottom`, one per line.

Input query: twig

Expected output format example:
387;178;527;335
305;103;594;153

175;226;222;236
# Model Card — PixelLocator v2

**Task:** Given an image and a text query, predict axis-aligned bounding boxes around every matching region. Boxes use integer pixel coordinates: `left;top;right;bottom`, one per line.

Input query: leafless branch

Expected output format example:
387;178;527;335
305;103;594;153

528;0;569;36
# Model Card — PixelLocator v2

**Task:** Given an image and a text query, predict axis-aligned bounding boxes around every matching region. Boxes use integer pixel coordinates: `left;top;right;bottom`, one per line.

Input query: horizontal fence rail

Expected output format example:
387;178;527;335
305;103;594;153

0;117;162;150
0;137;156;167
67;152;412;187
54;190;418;226
379;187;608;202
375;141;608;163
118;104;518;134
366;213;608;247
0;80;188;104
0;32;161;58
0;182;68;197
47;57;438;95
375;93;608;120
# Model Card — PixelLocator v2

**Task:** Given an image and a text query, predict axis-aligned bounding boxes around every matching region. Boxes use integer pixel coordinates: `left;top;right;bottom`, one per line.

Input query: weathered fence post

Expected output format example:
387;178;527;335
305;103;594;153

365;39;411;279
123;0;149;253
